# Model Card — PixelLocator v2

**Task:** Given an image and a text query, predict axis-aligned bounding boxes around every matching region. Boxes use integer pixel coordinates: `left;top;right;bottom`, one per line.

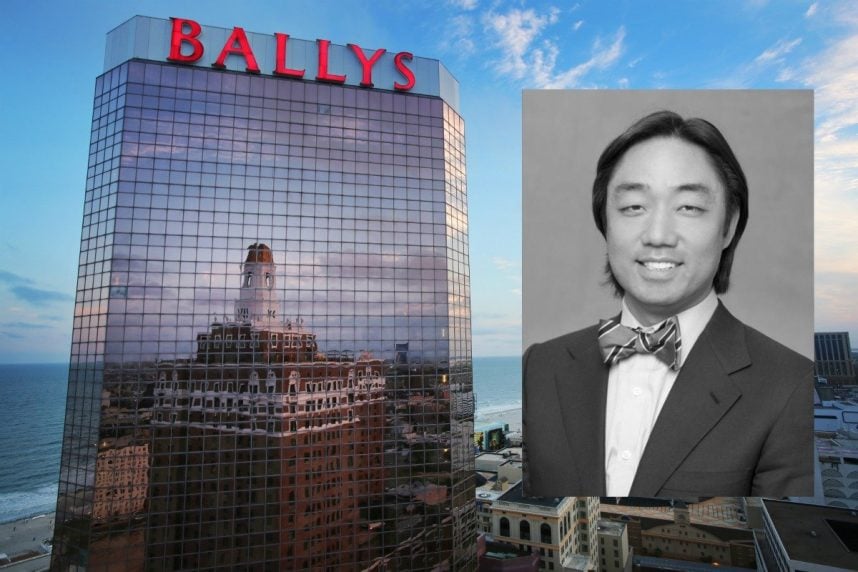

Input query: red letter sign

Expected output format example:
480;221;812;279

394;52;415;91
274;33;305;78
316;39;346;83
166;19;421;93
212;27;260;73
348;44;386;88
167;17;204;63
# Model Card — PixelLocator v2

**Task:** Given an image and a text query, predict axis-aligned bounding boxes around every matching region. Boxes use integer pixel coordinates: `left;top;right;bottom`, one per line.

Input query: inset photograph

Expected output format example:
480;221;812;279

522;90;814;498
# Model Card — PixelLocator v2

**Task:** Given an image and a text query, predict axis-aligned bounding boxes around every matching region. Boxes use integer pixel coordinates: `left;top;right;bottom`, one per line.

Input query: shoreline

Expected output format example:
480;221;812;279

0;512;54;564
0;506;57;527
0;406;524;555
474;405;522;433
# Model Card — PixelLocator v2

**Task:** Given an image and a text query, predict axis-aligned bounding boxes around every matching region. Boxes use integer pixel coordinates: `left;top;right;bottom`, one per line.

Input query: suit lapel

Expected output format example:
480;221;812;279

555;331;608;495
629;303;749;497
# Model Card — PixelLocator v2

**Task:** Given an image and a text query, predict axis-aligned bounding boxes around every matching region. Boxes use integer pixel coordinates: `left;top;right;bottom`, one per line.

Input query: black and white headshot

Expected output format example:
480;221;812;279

522;91;814;498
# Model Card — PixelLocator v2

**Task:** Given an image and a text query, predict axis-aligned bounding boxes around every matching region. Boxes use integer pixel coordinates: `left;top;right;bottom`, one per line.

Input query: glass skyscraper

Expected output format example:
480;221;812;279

814;331;855;383
52;16;474;570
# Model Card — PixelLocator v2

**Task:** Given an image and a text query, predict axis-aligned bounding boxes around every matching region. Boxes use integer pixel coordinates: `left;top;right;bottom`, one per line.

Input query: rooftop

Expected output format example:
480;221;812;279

561;554;593;571
475;452;508;463
763;499;858;569
816;432;858;468
497;481;565;509
633;555;751;571
597;520;626;537
476;489;505;503
104;16;461;112
245;243;273;264
600;497;748;530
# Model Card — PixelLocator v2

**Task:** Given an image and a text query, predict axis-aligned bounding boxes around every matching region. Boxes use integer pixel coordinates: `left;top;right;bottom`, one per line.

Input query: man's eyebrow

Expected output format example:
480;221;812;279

611;182;648;192
676;183;713;194
610;182;716;195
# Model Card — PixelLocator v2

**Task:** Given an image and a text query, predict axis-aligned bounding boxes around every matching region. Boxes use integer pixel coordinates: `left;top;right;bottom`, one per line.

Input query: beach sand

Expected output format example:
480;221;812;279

475;406;522;433
0;513;54;564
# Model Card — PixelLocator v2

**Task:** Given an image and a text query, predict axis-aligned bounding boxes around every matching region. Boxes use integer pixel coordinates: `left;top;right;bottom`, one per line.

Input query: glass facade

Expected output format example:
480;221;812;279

814;332;855;381
53;57;474;570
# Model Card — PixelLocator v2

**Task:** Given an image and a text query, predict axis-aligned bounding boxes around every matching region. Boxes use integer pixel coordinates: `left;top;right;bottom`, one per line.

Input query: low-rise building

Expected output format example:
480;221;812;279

477;489;507;535
815;427;858;509
597;520;632;572
602;502;755;569
477;533;540;571
754;498;858;571
476;447;523;472
489;483;598;571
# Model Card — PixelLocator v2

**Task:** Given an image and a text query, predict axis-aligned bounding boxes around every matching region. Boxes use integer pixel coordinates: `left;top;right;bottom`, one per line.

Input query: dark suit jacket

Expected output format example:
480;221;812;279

523;302;813;498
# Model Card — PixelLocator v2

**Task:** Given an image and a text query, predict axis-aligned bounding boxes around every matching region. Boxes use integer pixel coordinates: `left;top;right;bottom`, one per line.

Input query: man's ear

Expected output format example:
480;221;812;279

722;209;739;249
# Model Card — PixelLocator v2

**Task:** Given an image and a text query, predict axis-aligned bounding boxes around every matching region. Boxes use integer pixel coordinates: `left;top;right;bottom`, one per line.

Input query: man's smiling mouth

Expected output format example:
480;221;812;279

639;261;679;271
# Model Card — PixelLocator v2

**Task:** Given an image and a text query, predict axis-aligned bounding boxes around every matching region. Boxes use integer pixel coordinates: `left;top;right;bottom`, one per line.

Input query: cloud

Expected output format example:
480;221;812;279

804;32;858;143
711;36;803;87
0;270;33;285
0;321;51;329
541;27;625;88
483;7;560;80
473;311;510;321
10;286;73;303
573;20;584;32
815;271;858;342
0;269;72;304
702;2;858;337
755;37;802;64
792;6;858;338
805;2;818;17
482;6;626;88
471;313;522;356
441;14;476;56
37;314;64;322
448;0;477;9
489;256;522;294
776;67;796;82
492;257;516;272
473;324;520;336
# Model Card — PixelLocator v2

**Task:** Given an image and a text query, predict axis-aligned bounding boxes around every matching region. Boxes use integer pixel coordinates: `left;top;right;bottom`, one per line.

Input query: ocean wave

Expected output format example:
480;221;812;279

0;470;60;492
475;412;522;429
0;483;58;524
475;401;522;417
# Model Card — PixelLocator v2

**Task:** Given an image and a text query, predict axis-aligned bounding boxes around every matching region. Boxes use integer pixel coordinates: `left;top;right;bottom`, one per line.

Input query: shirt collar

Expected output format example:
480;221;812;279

620;289;719;368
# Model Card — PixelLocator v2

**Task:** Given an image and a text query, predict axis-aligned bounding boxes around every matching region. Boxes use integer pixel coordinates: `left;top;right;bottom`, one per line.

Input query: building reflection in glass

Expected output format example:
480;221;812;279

53;53;473;571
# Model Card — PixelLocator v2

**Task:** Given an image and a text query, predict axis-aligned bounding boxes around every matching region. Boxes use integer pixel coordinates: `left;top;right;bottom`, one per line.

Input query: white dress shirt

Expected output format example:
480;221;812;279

604;290;719;497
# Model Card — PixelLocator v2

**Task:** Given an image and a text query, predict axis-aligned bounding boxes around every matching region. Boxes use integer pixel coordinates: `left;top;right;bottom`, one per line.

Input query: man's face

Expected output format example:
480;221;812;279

605;136;738;325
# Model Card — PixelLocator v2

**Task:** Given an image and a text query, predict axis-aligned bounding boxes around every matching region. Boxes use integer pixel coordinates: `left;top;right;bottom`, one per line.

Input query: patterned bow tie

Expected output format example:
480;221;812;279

597;316;682;371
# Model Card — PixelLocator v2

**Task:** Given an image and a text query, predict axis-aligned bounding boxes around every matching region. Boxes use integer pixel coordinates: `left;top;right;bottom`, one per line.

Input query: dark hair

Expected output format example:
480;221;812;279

592;110;748;295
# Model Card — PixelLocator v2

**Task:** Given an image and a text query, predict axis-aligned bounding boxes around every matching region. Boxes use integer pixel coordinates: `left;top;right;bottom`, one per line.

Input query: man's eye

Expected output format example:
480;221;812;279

619;205;644;214
678;205;705;214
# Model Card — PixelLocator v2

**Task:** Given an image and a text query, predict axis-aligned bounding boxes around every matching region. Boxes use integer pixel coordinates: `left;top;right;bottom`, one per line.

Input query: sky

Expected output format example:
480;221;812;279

0;0;856;362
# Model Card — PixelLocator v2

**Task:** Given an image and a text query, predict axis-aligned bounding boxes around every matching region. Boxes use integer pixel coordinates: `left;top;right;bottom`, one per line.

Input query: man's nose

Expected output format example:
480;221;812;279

641;208;678;246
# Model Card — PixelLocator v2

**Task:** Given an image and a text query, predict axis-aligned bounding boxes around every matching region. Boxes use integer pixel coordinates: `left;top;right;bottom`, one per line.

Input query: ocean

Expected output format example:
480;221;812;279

473;356;522;426
0;357;520;524
0;363;68;524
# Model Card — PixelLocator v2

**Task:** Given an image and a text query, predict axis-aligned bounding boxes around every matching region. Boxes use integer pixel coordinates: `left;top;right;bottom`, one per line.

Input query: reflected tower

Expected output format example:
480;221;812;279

147;243;386;569
53;16;473;571
235;242;278;323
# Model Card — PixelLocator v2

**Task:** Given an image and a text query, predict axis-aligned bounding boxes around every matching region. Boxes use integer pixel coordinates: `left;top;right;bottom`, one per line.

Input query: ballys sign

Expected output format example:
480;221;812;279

166;17;415;91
